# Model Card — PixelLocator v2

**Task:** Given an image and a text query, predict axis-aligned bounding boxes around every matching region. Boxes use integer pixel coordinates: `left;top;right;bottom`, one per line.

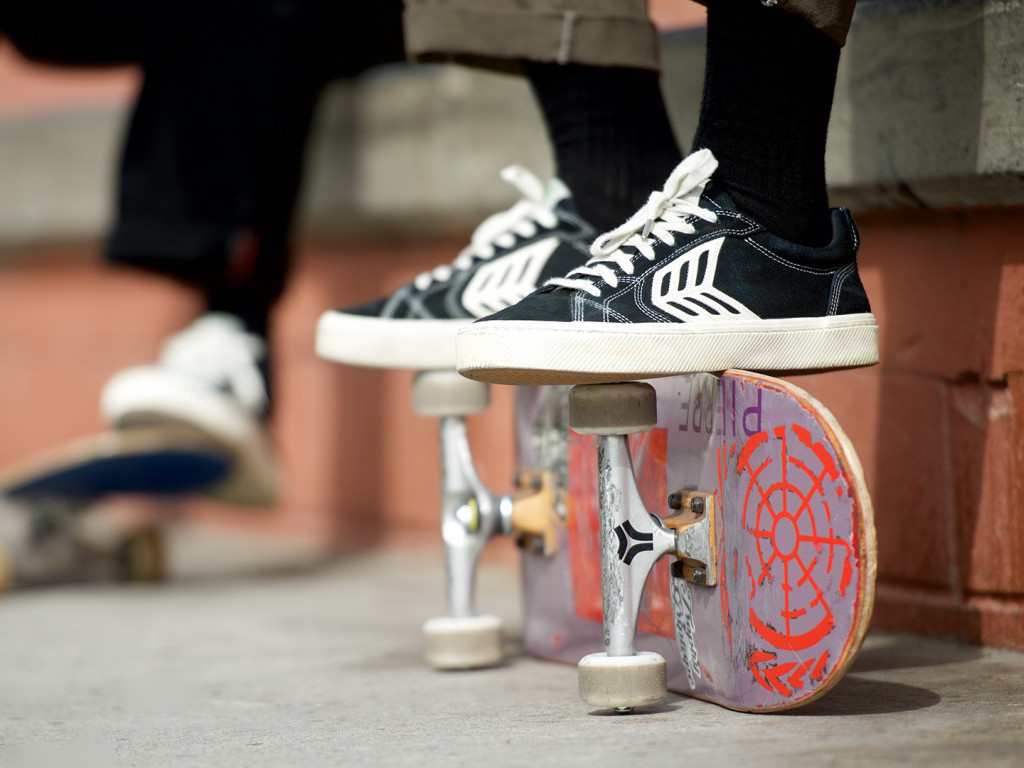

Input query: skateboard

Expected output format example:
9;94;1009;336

520;371;876;712
0;425;231;589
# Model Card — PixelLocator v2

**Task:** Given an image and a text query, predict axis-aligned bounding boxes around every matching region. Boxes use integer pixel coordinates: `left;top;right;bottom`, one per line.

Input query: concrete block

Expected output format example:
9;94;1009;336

829;0;1024;209
300;65;551;239
0;110;123;245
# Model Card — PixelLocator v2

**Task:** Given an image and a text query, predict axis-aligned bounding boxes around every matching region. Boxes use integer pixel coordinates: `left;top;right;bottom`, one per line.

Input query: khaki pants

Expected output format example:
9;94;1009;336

403;0;856;71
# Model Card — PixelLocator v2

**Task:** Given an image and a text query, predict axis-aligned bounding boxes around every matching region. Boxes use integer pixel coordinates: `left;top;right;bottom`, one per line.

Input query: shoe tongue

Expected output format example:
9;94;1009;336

662;148;718;205
546;176;571;206
500;165;547;203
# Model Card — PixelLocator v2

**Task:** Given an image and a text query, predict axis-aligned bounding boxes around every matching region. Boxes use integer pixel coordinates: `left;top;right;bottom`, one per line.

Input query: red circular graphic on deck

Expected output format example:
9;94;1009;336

738;424;854;655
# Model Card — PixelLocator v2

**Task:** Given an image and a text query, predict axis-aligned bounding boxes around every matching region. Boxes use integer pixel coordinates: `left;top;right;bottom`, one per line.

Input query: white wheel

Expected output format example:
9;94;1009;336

412;371;490;417
569;383;657;435
578;651;667;709
422;614;503;669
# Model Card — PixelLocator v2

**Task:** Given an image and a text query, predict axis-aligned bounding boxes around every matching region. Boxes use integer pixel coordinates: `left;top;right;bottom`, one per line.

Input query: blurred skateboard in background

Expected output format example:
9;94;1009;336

0;425;230;590
522;370;876;713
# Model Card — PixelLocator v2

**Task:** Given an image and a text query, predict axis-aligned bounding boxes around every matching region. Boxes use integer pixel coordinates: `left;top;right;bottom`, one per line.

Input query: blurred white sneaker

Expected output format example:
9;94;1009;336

101;313;277;506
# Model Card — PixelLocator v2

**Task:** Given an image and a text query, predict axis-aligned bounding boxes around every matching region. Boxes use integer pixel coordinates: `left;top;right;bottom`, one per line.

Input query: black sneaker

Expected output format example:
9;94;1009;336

315;166;599;369
456;150;879;385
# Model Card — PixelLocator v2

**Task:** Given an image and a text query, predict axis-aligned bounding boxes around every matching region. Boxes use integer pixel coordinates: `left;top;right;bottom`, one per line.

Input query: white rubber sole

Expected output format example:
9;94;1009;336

456;314;880;385
315;311;471;370
101;367;277;507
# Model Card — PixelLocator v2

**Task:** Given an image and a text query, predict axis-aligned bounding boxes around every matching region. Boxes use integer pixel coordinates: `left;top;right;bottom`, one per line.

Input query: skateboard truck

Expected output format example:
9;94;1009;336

569;382;719;712
413;371;563;670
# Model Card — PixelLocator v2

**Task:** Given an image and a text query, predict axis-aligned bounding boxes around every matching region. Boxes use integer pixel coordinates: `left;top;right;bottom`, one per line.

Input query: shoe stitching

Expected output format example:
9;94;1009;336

557;206;599;239
711;203;853;277
629;280;665;322
382;285;413;318
407;284;445;319
586;296;626;322
571;291;584;322
744;238;844;276
444;262;477;317
828;262;856;315
841;209;860;252
405;298;431;320
601;296;634;323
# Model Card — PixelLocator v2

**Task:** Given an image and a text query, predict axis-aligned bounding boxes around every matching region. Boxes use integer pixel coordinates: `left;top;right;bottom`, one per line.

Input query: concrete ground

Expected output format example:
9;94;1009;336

0;528;1022;768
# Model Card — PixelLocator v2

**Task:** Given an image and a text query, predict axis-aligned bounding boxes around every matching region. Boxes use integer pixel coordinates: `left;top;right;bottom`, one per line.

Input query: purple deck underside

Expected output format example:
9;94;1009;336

519;373;869;711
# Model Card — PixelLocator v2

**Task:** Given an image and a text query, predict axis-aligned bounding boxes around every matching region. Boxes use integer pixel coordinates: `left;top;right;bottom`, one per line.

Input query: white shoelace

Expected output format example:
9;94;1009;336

548;149;721;298
160;313;269;416
412;166;563;291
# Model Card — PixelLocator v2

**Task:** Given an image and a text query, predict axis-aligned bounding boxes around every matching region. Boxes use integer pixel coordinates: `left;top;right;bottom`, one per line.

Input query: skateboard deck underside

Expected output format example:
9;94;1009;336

520;372;876;712
515;386;606;662
0;427;225;588
0;427;230;500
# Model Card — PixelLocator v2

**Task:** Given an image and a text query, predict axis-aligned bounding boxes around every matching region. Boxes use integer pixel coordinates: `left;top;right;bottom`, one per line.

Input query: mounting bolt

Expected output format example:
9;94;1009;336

690;496;705;516
691;567;707;585
555;499;568;523
517;534;545;555
667;492;682;510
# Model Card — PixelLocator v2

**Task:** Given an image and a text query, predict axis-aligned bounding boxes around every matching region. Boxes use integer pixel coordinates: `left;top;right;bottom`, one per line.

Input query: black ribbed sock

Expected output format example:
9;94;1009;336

524;61;683;232
691;3;840;247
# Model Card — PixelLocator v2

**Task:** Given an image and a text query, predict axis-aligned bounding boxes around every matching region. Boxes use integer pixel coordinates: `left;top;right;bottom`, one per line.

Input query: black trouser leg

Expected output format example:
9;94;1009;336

1;0;140;64
6;0;406;339
109;1;334;338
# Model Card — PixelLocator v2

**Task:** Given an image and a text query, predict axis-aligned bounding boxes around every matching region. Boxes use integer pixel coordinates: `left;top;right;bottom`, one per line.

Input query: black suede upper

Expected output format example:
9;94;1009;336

477;183;871;326
340;197;598;321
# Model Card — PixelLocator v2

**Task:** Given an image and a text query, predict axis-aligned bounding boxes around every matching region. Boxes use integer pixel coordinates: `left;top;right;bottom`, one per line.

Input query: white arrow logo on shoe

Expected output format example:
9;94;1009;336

461;237;560;317
651;237;758;322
